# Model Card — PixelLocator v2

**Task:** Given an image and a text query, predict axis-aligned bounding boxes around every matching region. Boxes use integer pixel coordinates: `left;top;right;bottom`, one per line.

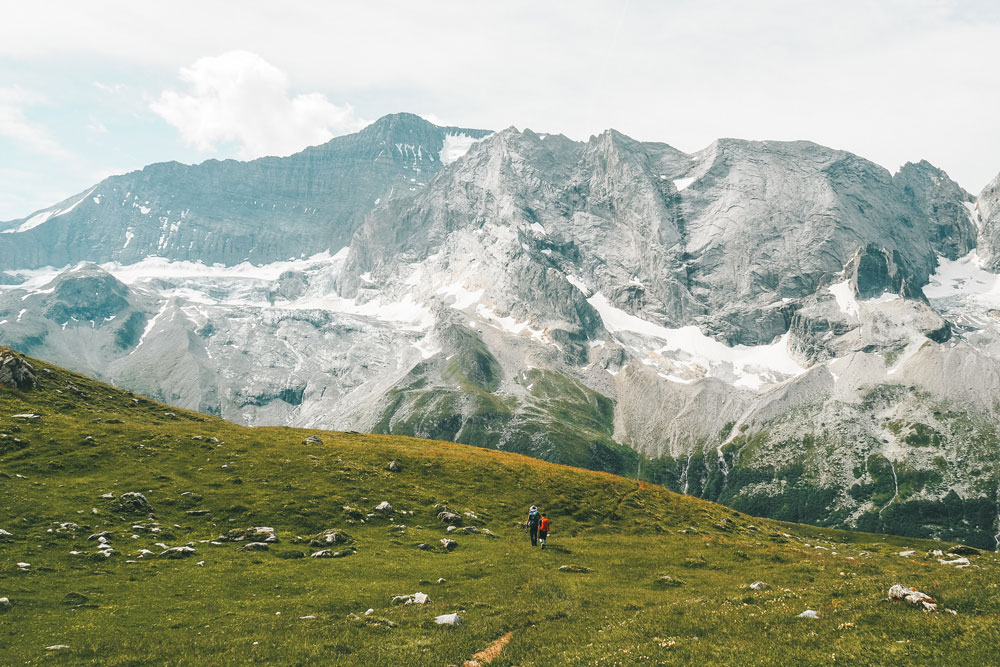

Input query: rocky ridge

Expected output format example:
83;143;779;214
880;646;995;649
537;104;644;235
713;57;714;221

3;113;1000;546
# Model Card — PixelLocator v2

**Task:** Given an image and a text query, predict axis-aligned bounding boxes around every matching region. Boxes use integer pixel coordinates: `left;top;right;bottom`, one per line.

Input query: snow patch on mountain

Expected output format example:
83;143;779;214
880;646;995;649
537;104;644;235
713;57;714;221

587;292;805;390
1;188;96;234
440;133;487;165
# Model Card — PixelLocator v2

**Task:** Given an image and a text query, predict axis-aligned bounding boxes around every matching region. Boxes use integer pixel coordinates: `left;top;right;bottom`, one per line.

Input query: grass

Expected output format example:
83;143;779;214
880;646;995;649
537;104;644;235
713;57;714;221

2;349;1000;665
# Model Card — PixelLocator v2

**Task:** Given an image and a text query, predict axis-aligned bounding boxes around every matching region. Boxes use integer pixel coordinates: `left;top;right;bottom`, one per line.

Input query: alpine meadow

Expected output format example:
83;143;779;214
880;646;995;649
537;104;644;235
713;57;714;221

4;2;1000;664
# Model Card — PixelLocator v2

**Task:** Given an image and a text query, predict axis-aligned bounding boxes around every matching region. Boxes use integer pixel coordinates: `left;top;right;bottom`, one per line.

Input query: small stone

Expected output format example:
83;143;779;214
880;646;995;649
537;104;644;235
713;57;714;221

437;511;463;525
99;492;114;499
160;546;196;558
186;510;211;516
0;528;12;538
749;581;769;591
387;460;400;472
898;550;916;557
45;645;70;651
375;501;393;515
888;584;937;611
239;542;270;552
88;531;111;541
416;543;432;551
558;565;591;573
310;550;333;558
440;538;457;551
0;597;11;610
117;492;151;513
435;613;461;626
446;525;457;533
16;562;30;569
437;578;447;584
364;608;374;616
798;610;820;619
482;529;498;538
302;435;323;446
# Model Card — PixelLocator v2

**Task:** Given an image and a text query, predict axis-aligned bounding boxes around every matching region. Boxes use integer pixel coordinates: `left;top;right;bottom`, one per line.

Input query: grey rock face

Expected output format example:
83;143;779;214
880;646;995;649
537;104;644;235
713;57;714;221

0;114;490;269
0;348;38;390
977;171;1000;270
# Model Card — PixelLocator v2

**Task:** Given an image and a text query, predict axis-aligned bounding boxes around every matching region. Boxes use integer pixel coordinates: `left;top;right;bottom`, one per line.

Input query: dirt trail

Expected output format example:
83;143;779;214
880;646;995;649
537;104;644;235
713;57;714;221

464;631;513;666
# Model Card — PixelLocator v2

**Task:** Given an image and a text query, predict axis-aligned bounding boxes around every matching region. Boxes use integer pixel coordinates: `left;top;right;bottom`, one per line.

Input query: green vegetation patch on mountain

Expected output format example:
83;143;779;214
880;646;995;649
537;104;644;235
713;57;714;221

2;348;1000;665
372;328;638;475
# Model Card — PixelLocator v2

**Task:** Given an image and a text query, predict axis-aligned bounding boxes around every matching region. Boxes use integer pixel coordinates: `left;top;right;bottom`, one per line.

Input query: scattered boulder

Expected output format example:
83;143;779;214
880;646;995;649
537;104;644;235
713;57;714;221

655;575;685;587
87;531;111;541
435;612;462;626
117;492;151;513
0;528;12;539
222;527;278;543
440;538;457;551
749;581;769;591
239;542;270;552
798;610;820;619
99;492;114;499
11;413;40;420
16;562;30;570
558;565;591;574
0;349;39;390
302;435;323;446
888;584;937;611
63;592;90;606
310;550;333;558
437;511;463;526
387;460;400;472
437;578;447;584
160;546;196;558
482;529;499;538
186;510;211;516
0;597;10;611
45;645;70;651
416;543;432;551
938;557;971;568
446;525;457;533
391;592;429;605
898;550;916;557
460;526;480;535
310;529;352;547
375;501;394;515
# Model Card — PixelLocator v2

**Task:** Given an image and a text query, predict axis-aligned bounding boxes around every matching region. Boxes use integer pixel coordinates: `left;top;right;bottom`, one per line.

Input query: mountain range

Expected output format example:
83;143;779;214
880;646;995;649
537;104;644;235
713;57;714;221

2;112;1000;548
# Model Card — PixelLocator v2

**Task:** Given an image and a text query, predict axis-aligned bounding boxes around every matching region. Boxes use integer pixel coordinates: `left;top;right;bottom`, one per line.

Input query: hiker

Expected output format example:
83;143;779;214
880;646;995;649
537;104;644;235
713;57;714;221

538;512;550;549
526;505;541;546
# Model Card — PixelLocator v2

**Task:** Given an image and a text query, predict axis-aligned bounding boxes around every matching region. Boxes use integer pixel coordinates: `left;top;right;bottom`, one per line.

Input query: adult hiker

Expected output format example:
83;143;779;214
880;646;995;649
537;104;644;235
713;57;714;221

538;512;550;549
526;505;541;546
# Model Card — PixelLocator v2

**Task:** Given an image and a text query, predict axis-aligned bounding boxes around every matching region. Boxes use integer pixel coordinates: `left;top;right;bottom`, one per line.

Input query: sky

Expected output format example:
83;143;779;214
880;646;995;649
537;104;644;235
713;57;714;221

1;0;999;221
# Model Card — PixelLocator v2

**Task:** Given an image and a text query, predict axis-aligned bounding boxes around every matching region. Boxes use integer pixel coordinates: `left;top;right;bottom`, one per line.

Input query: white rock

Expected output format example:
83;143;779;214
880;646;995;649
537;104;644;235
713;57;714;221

375;501;393;514
938;557;971;568
898;550;916;557
100;493;114;499
364;608;374;615
16;562;29;569
45;645;70;650
888;584;937;611
797;610;820;618
435;612;462;625
0;528;13;537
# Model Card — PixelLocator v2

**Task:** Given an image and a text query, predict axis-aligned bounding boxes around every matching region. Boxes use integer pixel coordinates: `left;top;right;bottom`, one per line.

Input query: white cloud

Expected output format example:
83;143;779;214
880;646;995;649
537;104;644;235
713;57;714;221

150;51;365;159
0;87;72;159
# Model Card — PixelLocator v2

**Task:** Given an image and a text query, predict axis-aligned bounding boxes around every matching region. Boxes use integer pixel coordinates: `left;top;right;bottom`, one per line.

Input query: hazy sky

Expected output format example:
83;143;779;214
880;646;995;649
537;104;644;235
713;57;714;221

2;0;999;220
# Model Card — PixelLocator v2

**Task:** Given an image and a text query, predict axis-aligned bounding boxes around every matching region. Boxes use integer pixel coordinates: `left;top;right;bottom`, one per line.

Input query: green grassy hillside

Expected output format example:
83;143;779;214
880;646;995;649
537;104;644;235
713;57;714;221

2;348;1000;665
